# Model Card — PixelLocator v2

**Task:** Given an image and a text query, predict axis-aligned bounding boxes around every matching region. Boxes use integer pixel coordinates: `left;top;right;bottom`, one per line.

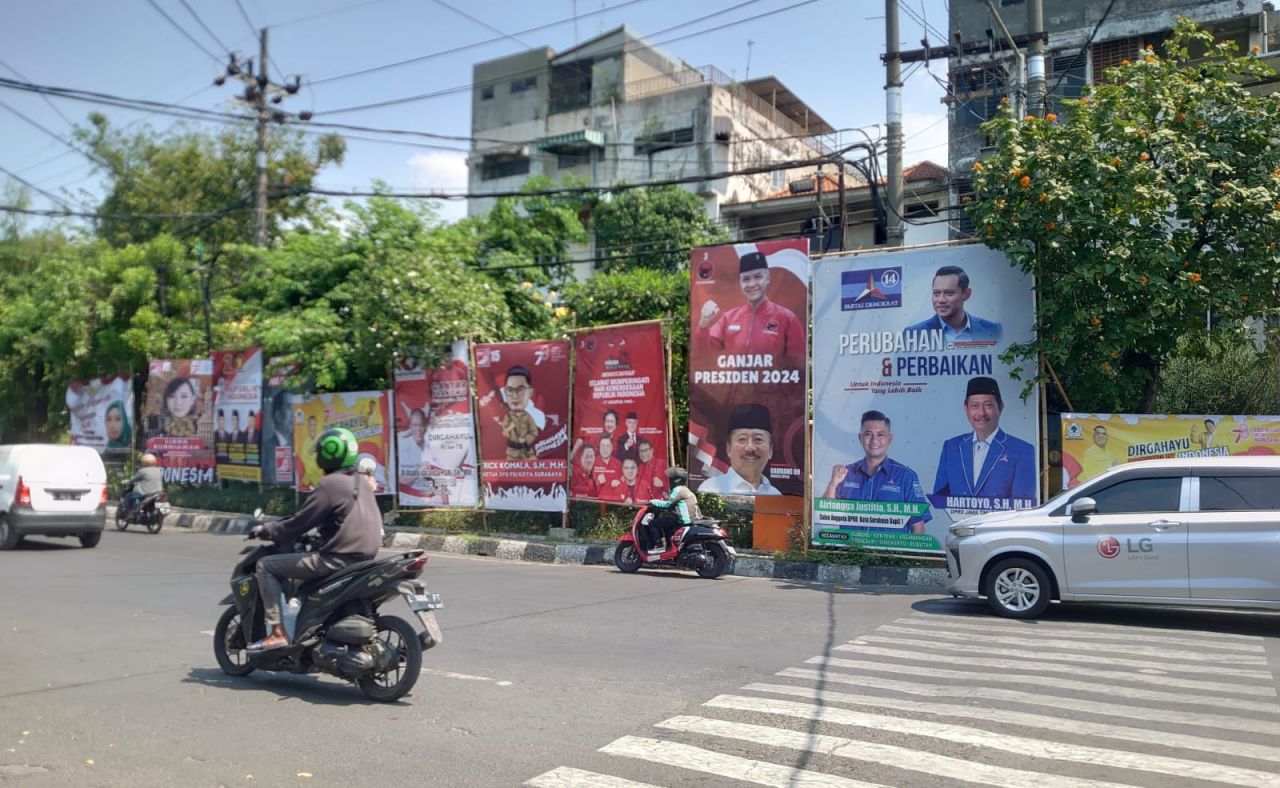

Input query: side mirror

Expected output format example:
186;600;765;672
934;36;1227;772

252;507;264;520
1070;497;1097;521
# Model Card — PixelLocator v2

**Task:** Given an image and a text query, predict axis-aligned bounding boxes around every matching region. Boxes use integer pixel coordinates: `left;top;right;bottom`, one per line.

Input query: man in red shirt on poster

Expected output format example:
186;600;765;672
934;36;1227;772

603;457;651;504
696;250;804;364
592;434;623;492
637;438;667;495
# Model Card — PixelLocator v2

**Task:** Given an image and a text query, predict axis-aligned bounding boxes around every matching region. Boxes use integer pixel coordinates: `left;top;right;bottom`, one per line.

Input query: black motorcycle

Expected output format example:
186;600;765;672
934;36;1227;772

212;510;444;702
115;483;169;534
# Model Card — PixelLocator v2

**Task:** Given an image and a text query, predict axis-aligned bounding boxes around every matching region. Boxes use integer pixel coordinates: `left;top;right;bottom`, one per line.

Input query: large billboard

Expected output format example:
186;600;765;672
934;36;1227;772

688;240;808;496
143;358;217;485
812;244;1039;553
1063;413;1280;487
291;391;392;494
474;341;570;511
66;376;134;454
260;359;298;486
393;340;479;507
211;349;263;483
571;322;669;504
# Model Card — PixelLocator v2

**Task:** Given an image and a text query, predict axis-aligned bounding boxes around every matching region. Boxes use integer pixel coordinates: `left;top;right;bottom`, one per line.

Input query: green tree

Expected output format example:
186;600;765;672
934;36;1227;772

1157;330;1280;414
968;19;1280;412
591;185;728;274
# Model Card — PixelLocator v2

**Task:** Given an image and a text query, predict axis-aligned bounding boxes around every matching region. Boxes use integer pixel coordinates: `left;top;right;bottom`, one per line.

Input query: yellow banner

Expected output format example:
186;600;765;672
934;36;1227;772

1062;413;1280;488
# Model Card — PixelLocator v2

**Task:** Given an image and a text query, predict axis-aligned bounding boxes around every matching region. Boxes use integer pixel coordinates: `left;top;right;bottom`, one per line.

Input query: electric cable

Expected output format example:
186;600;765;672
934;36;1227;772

144;0;225;64
177;0;235;55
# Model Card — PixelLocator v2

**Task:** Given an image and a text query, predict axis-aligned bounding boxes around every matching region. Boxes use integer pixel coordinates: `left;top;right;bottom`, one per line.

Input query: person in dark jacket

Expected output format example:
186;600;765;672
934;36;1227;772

246;427;383;652
122;452;164;517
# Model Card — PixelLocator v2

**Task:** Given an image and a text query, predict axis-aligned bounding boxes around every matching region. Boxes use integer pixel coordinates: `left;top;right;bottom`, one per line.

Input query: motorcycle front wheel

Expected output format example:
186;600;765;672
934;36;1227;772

114;507;128;531
614;543;642;573
213;606;256;677
357;615;422;702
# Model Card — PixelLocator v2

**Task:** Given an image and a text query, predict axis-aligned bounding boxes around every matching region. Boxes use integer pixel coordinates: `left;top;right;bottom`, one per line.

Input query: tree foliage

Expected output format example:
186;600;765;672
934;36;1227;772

968;19;1280;412
591;185;728;274
1156;330;1280;415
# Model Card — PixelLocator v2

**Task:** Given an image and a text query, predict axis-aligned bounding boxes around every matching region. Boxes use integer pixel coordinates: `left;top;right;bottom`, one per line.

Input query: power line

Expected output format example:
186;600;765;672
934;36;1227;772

0;97;103;167
0;202;252;222
0;162;77;211
431;0;531;49
231;0;259;41
270;0;394;29
1049;0;1117;99
176;0;234;54
143;0;224;64
0;57;76;128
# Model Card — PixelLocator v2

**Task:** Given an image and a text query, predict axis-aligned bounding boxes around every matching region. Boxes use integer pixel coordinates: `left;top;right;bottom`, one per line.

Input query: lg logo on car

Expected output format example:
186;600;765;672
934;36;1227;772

1097;536;1120;559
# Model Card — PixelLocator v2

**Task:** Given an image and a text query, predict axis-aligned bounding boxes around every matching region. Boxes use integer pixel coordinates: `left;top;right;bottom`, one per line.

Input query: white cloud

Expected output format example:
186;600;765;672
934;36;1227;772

407;151;470;222
901;110;949;168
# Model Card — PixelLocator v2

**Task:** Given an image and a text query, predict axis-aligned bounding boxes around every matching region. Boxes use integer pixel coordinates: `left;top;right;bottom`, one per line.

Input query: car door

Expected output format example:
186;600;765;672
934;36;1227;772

1061;473;1189;598
1187;472;1280;602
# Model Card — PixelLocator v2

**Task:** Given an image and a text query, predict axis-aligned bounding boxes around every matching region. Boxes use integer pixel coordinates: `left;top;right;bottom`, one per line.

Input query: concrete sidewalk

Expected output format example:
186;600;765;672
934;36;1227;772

154;506;950;590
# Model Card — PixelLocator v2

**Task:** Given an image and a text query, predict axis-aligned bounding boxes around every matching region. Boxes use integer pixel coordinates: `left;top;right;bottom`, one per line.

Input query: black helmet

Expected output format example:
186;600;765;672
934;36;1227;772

666;467;689;486
316;427;359;472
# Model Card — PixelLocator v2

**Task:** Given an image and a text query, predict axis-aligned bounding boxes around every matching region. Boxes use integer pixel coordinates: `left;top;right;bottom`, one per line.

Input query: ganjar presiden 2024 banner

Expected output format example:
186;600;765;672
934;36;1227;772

66;376;134;454
394;340;478;508
570;322;669;504
688;240;808;497
811;245;1038;553
144;358;217;484
474;340;570;512
291;391;392;494
211;349;263;483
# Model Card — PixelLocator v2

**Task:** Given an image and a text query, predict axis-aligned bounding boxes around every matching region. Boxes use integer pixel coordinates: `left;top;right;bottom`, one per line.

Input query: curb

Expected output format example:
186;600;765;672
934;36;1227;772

155;507;947;591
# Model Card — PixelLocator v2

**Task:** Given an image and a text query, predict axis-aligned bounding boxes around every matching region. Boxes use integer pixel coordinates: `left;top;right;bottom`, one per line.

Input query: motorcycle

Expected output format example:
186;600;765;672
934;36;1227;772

115;482;170;534
613;504;735;579
212;509;444;702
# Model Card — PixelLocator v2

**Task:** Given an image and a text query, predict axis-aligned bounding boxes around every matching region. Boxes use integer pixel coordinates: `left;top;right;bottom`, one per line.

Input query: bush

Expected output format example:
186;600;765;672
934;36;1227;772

167;483;301;516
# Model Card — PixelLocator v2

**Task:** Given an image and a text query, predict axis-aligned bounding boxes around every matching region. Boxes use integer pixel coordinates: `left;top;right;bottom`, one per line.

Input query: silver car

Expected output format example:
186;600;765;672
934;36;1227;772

945;456;1280;618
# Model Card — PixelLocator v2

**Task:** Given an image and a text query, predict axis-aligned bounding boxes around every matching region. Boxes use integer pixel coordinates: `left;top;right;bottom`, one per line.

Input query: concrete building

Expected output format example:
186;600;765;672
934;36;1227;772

467;26;846;263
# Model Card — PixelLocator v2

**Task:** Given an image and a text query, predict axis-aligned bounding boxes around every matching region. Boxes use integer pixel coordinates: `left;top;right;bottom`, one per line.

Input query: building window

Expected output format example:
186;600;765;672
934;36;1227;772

952;64;1006;126
480;155;530;181
1050;52;1087;100
633;127;694;155
510;75;537;94
771;169;785;190
480;84;495;100
549;60;593;114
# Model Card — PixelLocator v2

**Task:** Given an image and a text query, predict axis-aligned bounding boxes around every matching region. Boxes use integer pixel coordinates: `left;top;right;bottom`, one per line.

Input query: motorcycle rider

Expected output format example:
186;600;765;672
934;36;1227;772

122;452;164;519
645;467;702;552
246;428;382;652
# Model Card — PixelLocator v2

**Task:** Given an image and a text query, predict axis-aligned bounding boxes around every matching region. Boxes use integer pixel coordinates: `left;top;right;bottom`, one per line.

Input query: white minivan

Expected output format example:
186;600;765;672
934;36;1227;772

0;444;109;549
946;456;1280;618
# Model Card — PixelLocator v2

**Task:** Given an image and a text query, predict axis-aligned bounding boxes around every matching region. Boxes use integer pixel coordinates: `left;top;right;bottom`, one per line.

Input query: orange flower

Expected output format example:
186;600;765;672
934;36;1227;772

1111;156;1122;167
1175;113;1186;122
1252;44;1262;54
1139;152;1150;161
1025;114;1036;122
1188;272;1202;282
1019;175;1032;188
1183;260;1191;267
985;225;996;235
1140;275;1149;285
1090;316;1101;327
1144;55;1156;63
1101;362;1113;373
1242;295;1250;302
1121;58;1130;65
961;195;972;204
1269;243;1277;251
1011;166;1023;177
1195;119;1205;127
1045;112;1058;123
972;161;984;172
1145;44;1155;52
1079;97;1089;105
1045;222;1056;231
1038;192;1048;203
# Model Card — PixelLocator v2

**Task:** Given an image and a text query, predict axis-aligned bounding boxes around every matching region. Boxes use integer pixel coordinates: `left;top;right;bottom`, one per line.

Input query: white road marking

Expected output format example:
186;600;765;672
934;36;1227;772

420;668;512;686
907;612;1266;644
741;682;1280;764
199;630;215;636
706;695;1280;788
656;715;1139;788
875;624;1269;664
525;766;662;787
776;667;1280;737
600;736;885;787
899;616;1267;652
846;637;1274;695
807;654;1280;714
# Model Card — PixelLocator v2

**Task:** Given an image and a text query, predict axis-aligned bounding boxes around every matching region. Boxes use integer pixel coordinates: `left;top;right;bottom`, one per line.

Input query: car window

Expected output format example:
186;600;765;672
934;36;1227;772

1088;477;1182;514
1199;475;1280;511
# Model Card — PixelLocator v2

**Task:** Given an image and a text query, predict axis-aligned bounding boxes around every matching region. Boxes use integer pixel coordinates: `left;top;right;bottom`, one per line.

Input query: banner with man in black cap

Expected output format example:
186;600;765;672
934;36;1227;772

811;245;1038;554
689;240;809;496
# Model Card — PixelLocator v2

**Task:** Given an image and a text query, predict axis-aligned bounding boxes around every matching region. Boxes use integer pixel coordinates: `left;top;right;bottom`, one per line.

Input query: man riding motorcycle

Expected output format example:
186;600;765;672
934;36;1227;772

645;467;701;552
122;452;164;518
246;427;382;652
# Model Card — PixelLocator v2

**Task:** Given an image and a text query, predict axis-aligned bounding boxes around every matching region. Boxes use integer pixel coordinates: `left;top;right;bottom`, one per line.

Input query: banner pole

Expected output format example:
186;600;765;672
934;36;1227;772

389;356;400;525
468;340;487;522
562;317;669;334
665;322;677;470
1039;357;1050;505
564;332;576;533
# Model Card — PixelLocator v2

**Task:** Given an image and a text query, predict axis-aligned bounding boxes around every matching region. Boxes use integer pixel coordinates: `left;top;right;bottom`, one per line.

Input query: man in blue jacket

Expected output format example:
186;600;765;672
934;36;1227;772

905;265;1002;347
932;377;1035;506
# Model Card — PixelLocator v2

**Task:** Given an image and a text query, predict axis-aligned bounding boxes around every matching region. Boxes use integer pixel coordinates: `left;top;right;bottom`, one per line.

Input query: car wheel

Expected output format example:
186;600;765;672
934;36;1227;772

79;531;102;548
0;517;21;550
984;557;1052;619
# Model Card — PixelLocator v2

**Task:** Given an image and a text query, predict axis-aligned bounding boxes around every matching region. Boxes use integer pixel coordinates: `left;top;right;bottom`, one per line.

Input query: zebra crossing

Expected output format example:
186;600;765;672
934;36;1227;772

526;611;1280;787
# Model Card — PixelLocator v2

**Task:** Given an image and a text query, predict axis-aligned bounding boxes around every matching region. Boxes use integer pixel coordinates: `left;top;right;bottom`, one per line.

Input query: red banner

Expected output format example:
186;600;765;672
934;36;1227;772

474;341;570;511
570;322;669;505
393;340;479;508
144;358;217;485
688;240;809;496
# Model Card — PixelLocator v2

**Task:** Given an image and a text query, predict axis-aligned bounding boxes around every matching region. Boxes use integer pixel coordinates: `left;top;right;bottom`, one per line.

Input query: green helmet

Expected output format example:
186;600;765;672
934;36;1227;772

316;427;359;472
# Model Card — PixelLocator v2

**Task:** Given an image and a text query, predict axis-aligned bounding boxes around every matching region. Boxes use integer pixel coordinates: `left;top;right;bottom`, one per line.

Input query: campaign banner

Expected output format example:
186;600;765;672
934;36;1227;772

1063;413;1280;487
394;340;479;507
291;391;392;494
688;240;808;496
570;322;669;505
261;359;299;486
811;244;1038;553
474;340;570;511
66;376;134;454
211;349;263;483
143;358;217;485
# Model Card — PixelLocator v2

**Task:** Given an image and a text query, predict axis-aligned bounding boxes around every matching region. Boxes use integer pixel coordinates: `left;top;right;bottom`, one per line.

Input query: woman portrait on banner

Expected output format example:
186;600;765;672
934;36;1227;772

163;376;200;437
571;439;599;498
105;400;133;451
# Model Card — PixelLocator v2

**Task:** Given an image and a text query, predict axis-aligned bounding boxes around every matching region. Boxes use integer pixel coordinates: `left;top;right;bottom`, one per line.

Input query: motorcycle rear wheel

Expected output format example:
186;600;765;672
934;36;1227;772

213;606;256;677
145;514;163;534
357;615;422;702
696;542;729;579
614;543;642;573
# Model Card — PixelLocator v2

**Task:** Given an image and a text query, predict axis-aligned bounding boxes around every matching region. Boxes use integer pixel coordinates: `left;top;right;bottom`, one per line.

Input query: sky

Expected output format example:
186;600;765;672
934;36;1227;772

1;0;951;225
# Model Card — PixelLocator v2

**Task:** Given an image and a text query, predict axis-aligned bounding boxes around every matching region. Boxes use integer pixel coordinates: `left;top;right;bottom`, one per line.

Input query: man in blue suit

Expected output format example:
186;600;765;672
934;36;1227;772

932;377;1035;506
905;265;1002;347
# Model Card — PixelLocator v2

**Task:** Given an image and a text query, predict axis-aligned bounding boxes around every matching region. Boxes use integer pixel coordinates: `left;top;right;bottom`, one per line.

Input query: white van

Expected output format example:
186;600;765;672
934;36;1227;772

0;444;108;549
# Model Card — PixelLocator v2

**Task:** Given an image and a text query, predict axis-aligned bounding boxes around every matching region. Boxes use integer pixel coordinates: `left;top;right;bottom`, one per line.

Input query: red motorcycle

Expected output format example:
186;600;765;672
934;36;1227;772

613;504;735;579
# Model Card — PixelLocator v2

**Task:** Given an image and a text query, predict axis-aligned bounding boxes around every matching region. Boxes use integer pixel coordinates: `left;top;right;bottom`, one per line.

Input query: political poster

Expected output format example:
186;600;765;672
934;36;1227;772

393;340;479;508
474;340;570;512
143;358;217;485
66;376;134;454
260;359;299;486
570;322;669;505
291;391;392;494
211;349;263;482
688;240;808;497
1063;413;1280;487
811;244;1038;553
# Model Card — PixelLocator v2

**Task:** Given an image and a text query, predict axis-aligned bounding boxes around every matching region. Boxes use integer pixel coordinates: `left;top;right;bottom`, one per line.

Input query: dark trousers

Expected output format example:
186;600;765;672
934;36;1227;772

649;510;682;550
256;552;351;629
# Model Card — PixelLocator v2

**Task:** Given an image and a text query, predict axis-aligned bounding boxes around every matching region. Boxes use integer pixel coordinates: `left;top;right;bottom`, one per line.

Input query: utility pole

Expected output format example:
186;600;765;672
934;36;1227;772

836;162;847;251
884;0;905;246
254;28;269;248
1027;0;1046;116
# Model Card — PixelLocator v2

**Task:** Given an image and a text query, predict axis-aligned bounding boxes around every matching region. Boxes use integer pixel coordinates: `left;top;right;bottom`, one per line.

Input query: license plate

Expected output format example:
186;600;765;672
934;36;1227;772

405;592;443;611
157;503;171;513
52;492;81;501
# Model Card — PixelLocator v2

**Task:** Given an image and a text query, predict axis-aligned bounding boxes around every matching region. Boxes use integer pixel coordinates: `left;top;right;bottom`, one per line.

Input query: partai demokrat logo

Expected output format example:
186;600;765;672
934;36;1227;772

1097;536;1120;559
